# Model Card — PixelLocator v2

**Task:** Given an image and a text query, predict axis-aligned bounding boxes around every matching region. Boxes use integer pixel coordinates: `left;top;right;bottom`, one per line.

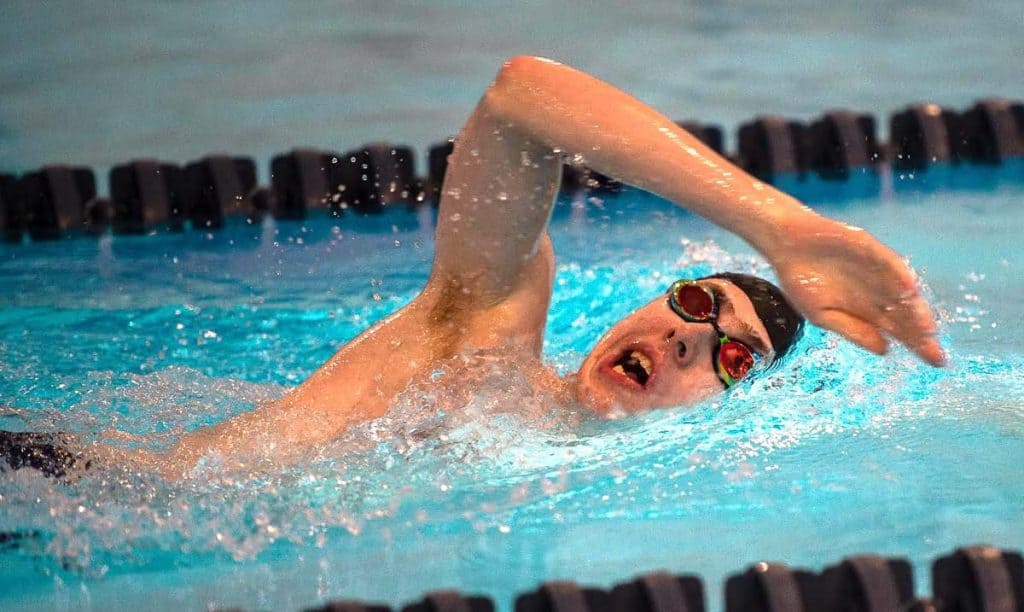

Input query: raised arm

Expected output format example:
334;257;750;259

119;56;944;478
435;55;943;365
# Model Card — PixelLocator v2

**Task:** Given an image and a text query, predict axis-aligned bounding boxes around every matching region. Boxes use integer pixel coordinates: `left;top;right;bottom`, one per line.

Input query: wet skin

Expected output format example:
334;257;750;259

72;56;942;478
100;276;768;479
574;278;773;413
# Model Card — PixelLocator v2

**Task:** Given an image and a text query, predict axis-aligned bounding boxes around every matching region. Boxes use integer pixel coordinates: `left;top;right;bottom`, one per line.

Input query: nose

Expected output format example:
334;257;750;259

666;327;693;367
666;319;719;370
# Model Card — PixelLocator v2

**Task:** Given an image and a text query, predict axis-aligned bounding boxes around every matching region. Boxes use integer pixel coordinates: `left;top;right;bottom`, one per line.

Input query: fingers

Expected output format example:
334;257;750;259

818;299;946;367
860;246;946;367
814;309;889;356
873;290;946;367
914;337;947;367
778;231;947;367
878;315;944;366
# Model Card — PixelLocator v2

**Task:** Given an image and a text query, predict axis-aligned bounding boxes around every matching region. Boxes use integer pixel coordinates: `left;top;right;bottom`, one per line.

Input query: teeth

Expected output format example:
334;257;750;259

611;349;654;386
632;351;652;374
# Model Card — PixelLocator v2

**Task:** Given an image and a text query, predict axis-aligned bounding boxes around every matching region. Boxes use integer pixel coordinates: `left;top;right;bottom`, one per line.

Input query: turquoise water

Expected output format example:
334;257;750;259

2;167;1024;610
2;1;1023;610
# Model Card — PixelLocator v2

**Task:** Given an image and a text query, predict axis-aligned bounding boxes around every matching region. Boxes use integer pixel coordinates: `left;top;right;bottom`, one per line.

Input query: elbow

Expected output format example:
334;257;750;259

484;55;558;118
493;55;555;88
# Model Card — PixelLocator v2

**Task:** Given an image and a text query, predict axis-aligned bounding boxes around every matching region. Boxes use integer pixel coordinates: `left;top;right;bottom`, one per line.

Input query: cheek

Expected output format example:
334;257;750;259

660;367;723;405
573;360;610;407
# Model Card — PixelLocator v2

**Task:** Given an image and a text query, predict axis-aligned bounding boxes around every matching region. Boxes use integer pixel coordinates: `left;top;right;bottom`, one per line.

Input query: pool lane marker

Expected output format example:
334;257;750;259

0;99;1020;244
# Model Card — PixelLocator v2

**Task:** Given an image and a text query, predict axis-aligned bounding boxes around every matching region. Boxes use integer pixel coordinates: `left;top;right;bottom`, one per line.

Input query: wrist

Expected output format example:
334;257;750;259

741;193;818;259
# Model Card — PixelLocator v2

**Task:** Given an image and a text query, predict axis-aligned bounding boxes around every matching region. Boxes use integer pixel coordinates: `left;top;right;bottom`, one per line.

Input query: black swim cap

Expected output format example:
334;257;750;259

702;272;805;363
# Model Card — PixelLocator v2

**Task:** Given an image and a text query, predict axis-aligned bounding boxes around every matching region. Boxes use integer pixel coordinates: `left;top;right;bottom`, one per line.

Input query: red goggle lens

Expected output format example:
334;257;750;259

718;341;755;381
673;283;714;320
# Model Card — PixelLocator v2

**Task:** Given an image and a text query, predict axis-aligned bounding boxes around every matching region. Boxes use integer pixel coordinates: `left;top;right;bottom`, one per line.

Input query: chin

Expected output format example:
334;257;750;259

573;361;659;414
573;379;617;414
573;356;719;414
575;340;669;414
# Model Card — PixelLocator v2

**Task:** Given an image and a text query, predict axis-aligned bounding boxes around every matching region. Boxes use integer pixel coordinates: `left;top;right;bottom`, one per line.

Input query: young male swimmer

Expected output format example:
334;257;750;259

2;56;944;479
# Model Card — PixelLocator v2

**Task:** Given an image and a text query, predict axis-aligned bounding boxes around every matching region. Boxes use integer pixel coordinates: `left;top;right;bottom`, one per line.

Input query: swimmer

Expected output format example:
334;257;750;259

1;56;943;479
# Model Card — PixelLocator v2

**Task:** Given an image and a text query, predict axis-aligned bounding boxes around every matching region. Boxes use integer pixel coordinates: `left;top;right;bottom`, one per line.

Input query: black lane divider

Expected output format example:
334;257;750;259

1;99;1021;244
185;155;259;229
890;104;956;171
959;100;1024;164
287;546;1024;612
806;111;884;180
270;149;337;220
14;165;100;241
738;116;808;182
725;562;815;611
818;555;914;611
110;160;187;233
933;547;1024;612
427;139;455;203
268;144;421;221
408;591;494;612
338;143;419;214
0;172;22;243
616;571;704;612
517;581;606;612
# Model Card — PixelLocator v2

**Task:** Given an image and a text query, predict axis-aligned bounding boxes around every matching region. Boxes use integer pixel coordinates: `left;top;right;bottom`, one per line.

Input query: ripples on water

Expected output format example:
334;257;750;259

0;196;1022;603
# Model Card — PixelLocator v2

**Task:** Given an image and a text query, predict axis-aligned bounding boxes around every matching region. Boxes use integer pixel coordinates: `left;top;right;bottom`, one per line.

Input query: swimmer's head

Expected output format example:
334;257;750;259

573;273;804;413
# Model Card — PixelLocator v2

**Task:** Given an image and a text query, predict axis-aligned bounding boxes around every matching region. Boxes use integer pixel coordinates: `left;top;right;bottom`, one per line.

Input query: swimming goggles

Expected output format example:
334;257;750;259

667;280;760;388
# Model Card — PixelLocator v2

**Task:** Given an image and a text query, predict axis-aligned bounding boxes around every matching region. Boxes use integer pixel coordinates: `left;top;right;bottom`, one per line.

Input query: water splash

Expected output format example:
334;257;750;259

1;193;1023;609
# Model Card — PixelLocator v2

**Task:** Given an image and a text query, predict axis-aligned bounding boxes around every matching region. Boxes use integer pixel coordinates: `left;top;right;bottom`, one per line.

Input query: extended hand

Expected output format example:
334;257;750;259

764;213;945;366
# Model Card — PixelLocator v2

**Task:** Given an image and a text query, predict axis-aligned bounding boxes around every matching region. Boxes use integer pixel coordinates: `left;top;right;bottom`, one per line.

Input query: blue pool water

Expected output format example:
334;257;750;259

2;168;1024;610
2;1;1024;610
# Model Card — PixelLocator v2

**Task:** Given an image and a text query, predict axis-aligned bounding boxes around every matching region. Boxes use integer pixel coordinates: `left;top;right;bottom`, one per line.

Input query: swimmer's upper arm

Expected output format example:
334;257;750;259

426;58;564;310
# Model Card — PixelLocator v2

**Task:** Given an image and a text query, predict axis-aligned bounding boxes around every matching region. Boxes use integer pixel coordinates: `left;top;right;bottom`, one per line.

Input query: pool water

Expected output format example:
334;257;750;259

2;0;1024;609
2;166;1023;610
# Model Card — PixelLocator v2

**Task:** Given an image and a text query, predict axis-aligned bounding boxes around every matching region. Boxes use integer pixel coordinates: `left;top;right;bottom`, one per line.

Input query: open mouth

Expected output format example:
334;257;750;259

611;349;653;387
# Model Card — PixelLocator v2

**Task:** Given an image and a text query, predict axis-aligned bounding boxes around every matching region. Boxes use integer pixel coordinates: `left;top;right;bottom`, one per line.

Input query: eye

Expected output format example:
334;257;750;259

674;284;714;320
677;341;687;358
719;341;755;380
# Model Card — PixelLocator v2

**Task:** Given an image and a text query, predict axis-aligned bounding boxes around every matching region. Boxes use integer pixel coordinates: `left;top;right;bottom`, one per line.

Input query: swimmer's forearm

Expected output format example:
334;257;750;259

162;295;456;475
484;56;817;254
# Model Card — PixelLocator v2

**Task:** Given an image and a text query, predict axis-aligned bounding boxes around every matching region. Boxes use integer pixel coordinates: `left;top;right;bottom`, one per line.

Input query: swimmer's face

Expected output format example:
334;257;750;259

574;279;774;413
